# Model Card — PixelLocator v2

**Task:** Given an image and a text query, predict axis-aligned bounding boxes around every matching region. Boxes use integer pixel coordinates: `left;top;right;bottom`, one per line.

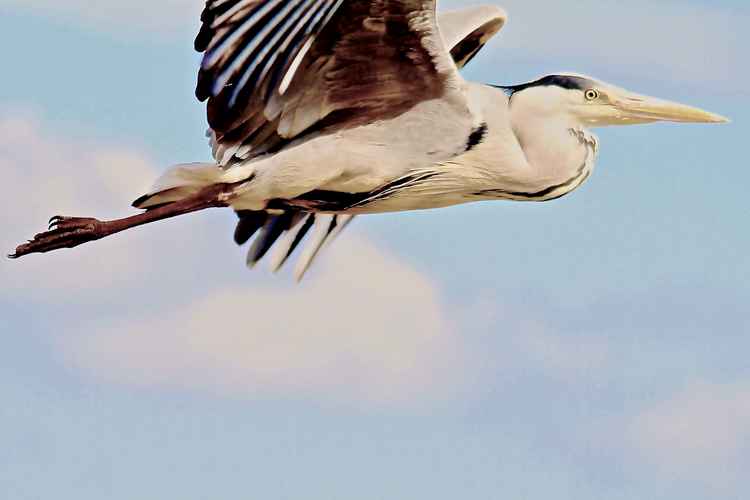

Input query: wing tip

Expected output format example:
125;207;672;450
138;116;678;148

233;210;354;281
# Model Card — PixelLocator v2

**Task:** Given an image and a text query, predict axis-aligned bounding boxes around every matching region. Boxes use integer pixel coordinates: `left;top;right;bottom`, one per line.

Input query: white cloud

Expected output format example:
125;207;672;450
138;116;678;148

60;235;467;408
627;380;750;484
0;109;159;298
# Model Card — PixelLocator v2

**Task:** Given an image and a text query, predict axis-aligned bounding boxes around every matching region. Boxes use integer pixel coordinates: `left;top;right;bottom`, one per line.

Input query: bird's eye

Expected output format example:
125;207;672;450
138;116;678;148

585;89;600;101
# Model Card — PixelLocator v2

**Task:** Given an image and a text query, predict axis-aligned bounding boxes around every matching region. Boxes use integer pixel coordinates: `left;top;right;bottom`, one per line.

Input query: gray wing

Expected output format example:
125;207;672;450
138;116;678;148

207;2;506;279
197;0;464;167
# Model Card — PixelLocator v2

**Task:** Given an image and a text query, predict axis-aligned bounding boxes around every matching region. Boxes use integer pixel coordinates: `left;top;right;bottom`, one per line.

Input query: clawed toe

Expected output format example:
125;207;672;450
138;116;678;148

10;216;104;259
48;216;98;231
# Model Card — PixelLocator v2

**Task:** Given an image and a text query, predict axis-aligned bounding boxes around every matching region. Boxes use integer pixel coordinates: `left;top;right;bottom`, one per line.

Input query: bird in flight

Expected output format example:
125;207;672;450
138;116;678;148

11;1;727;280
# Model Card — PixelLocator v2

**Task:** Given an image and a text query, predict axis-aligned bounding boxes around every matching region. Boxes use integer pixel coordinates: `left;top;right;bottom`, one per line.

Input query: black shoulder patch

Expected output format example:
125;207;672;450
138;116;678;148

465;123;488;152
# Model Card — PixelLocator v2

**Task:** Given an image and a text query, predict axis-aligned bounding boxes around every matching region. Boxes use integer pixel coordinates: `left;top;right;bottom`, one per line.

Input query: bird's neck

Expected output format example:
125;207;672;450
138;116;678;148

483;110;598;201
434;84;598;203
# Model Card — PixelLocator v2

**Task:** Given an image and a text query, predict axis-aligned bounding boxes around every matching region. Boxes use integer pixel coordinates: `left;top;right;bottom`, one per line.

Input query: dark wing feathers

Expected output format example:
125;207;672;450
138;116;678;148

270;212;316;271
233;209;268;245
201;0;340;107
196;0;454;168
237;210;352;280
246;210;297;265
202;1;506;278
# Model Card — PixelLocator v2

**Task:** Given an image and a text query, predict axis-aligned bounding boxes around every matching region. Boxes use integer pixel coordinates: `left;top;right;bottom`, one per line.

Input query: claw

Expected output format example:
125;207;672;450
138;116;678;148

48;215;74;230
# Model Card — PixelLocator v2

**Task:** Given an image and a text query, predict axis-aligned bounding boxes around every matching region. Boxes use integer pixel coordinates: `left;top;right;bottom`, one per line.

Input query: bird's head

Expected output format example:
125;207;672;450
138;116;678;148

500;73;728;128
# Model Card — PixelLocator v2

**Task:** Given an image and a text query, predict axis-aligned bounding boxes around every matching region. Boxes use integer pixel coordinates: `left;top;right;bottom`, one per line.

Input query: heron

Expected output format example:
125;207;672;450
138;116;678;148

10;1;727;280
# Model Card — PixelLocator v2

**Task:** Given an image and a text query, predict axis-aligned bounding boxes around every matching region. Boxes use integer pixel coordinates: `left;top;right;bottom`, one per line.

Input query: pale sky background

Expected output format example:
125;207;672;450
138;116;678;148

0;1;748;499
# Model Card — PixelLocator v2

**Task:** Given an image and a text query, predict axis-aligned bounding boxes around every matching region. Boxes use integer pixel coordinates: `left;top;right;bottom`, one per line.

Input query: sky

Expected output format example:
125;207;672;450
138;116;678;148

0;1;748;499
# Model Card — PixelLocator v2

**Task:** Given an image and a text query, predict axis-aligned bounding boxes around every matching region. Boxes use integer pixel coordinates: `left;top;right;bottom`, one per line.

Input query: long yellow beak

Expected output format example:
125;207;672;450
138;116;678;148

614;94;729;124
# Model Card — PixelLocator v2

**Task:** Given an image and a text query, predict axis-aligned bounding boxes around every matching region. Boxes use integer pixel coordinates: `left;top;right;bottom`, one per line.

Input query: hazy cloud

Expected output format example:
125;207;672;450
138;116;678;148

628;380;750;474
0;109;158;298
61;235;467;408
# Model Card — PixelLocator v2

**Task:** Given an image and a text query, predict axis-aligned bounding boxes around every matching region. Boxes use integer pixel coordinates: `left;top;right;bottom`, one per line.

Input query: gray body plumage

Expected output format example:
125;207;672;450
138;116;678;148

227;82;596;214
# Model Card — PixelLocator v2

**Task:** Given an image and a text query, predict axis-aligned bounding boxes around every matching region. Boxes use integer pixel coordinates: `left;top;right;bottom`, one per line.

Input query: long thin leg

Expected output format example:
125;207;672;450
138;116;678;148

9;184;230;259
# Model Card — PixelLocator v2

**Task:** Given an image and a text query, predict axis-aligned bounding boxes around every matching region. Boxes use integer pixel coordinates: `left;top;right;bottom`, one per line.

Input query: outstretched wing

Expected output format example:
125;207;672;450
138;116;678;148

196;0;466;167
221;5;507;280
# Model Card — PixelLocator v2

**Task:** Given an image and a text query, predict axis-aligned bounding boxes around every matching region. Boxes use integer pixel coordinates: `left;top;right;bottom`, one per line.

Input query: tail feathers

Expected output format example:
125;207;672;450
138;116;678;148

132;162;222;209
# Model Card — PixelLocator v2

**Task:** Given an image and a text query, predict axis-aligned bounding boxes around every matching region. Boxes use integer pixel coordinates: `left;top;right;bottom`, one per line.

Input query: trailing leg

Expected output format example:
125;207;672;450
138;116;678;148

9;184;231;259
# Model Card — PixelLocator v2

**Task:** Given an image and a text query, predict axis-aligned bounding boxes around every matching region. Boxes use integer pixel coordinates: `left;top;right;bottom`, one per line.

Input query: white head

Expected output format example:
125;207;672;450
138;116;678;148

500;74;728;128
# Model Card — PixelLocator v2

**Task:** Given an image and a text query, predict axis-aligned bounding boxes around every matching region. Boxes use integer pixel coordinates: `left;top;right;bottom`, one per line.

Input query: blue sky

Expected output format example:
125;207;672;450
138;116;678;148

1;1;748;499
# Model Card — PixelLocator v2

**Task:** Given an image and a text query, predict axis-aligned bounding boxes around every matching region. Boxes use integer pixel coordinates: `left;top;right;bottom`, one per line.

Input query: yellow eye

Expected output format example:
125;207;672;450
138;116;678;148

585;89;600;101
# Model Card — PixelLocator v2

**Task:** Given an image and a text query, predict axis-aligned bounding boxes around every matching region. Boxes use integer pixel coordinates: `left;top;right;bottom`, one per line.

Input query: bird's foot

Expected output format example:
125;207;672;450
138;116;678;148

9;216;104;259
